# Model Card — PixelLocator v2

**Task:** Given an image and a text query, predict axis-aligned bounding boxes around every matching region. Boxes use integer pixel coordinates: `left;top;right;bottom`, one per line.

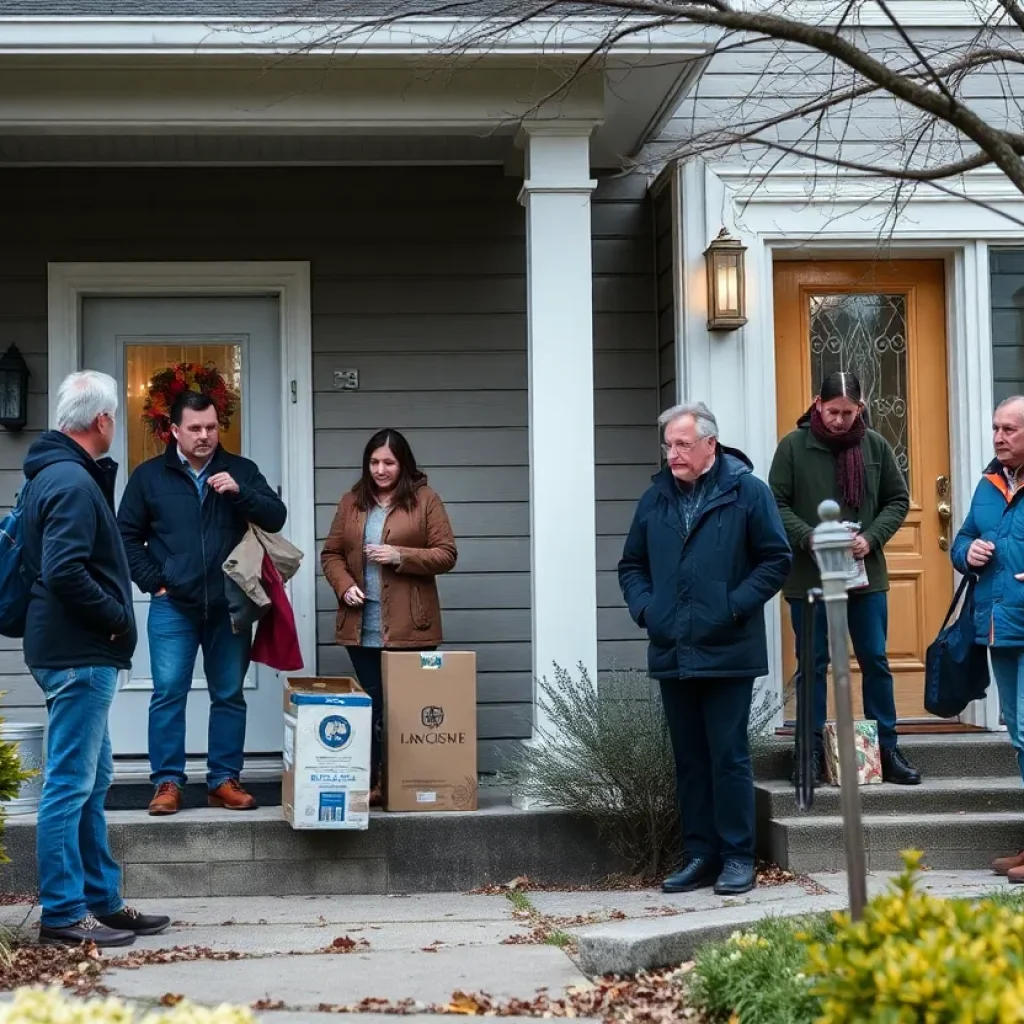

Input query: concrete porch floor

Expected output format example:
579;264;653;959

0;791;623;898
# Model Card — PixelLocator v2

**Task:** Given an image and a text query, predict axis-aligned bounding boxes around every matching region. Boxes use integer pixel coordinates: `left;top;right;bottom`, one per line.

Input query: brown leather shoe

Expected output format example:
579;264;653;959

148;782;183;817
208;779;257;810
994;850;1024;876
1008;864;1024;885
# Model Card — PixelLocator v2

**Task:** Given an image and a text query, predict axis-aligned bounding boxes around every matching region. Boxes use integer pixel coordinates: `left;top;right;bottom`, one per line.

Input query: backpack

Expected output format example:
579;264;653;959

0;486;33;638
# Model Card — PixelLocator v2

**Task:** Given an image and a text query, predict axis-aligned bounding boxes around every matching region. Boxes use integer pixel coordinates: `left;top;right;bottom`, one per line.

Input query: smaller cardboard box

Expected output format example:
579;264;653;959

282;676;372;829
382;651;478;812
823;720;883;786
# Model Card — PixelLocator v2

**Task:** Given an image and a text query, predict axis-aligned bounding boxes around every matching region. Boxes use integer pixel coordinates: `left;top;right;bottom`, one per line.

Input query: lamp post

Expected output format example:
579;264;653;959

811;498;868;921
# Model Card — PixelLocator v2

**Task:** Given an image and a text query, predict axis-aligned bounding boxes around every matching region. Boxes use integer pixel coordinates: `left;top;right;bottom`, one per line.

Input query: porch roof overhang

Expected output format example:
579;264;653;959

0;16;715;167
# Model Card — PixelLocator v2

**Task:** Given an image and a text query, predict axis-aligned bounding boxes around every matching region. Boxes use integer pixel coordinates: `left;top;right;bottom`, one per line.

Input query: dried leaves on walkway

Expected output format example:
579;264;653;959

305;971;700;1022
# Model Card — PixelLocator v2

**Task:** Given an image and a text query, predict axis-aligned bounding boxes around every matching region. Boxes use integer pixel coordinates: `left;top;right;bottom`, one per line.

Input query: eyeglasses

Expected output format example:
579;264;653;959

661;439;710;456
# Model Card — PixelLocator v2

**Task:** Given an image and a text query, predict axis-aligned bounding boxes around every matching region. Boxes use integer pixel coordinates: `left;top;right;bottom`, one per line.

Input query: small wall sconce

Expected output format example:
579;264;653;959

704;227;748;331
0;344;29;432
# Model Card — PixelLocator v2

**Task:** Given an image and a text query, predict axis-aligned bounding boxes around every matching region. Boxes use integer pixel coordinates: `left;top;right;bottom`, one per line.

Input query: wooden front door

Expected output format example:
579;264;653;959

773;260;953;722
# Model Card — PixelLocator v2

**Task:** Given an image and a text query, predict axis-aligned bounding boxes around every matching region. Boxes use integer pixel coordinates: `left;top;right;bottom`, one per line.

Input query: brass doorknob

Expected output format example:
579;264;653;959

937;498;952;551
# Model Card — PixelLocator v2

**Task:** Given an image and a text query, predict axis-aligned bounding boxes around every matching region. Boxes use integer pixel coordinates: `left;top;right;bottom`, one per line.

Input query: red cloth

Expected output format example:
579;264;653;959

251;552;304;672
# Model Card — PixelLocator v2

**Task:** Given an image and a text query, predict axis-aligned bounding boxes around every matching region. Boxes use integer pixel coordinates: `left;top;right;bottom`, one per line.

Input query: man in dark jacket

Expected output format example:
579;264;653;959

22;370;169;947
117;391;286;816
768;371;919;786
619;402;791;897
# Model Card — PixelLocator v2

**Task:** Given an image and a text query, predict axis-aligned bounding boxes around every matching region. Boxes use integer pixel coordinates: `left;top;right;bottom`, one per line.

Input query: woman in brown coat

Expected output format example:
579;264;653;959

320;428;457;803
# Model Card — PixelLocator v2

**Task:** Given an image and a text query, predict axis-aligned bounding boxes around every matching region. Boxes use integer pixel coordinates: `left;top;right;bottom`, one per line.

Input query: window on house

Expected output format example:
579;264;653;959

990;250;1024;405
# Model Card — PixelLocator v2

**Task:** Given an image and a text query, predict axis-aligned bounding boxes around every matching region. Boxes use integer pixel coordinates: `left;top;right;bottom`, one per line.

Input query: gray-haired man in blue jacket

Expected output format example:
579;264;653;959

21;370;169;948
619;402;791;897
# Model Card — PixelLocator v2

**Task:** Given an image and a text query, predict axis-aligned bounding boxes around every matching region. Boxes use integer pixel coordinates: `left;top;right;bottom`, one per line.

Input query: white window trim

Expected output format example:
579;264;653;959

46;261;317;683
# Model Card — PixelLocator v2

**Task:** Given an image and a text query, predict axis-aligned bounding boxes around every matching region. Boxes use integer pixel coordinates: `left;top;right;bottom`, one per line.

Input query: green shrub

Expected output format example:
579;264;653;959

501;665;679;879
0;699;39;864
687;914;834;1024
806;850;1024;1023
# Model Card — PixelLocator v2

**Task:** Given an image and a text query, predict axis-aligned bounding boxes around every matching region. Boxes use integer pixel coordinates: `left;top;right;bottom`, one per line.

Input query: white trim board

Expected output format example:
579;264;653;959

0;17;713;56
46;261;317;684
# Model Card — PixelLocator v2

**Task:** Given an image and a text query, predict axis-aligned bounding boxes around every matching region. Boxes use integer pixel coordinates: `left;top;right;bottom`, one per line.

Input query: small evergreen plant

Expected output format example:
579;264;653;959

502;665;787;880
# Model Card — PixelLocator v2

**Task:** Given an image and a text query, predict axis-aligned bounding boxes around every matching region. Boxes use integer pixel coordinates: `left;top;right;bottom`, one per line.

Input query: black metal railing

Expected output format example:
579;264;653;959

794;587;822;812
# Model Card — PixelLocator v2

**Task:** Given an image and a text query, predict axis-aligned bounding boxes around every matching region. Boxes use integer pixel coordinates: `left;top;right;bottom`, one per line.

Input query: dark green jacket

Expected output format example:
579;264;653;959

768;426;909;599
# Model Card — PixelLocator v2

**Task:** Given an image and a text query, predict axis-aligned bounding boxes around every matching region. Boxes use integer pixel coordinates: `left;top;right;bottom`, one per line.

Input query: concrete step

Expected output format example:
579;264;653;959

757;777;1024;820
765;811;1024;873
754;733;1018;781
0;793;624;900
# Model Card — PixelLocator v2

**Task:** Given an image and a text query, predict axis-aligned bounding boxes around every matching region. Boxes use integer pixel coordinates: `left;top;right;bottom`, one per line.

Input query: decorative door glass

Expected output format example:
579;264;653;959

808;293;910;484
124;343;243;475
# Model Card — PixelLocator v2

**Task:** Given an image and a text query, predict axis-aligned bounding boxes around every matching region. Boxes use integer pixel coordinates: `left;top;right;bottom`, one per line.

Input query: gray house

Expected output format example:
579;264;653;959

0;0;1021;785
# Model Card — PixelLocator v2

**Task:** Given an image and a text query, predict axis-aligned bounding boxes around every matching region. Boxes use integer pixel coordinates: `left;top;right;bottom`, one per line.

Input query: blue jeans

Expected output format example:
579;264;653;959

788;591;899;751
989;649;1024;785
32;666;123;928
660;677;756;864
148;598;251;790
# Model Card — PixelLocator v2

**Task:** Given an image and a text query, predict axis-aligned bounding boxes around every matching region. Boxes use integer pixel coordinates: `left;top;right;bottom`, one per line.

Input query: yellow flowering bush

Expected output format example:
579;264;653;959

806;850;1024;1023
0;987;257;1024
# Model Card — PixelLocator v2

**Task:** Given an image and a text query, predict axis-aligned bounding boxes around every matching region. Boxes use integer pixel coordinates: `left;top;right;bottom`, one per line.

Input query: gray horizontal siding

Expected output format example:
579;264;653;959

0;165;659;770
658;28;1022;173
653;180;677;414
592;175;659;678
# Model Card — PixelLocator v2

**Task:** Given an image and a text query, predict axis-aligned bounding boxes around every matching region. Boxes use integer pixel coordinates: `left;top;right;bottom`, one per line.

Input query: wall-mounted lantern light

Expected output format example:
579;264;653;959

704;227;748;331
0;345;29;432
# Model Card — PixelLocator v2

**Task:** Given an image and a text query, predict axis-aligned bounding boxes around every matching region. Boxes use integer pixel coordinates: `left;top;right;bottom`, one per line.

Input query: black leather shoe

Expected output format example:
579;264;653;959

39;914;135;948
714;858;757;896
97;906;171;936
882;747;921;786
790;746;825;787
662;856;720;893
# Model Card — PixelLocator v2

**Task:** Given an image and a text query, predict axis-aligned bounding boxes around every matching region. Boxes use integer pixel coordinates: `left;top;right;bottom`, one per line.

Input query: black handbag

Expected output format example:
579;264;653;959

924;573;989;719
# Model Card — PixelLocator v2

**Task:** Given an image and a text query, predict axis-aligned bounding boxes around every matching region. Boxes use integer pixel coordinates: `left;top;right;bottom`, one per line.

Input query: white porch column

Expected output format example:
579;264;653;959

519;124;599;737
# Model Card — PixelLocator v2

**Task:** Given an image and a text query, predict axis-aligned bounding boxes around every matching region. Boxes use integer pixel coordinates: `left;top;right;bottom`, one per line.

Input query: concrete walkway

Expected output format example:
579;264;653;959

0;869;1011;1017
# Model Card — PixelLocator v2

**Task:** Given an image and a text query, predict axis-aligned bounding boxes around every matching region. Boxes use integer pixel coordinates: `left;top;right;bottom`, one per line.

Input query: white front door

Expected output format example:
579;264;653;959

82;296;284;759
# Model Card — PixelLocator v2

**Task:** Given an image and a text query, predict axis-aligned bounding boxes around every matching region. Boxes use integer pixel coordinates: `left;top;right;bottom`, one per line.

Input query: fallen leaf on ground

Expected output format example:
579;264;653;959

159;994;183;1007
325;935;370;954
251;999;285;1011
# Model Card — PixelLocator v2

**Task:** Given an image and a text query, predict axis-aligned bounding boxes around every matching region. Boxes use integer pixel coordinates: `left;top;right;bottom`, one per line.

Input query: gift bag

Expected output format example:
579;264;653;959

839;520;869;590
823;719;882;786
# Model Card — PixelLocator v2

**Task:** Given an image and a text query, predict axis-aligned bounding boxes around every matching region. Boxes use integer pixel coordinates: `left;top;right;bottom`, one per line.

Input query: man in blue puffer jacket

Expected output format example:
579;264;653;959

619;402;792;897
952;394;1024;883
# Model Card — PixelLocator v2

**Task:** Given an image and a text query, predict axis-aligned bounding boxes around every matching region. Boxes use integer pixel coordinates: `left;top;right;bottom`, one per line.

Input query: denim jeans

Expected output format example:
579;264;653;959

32;666;123;929
788;590;899;751
660;677;756;865
989;649;1024;785
148;597;251;790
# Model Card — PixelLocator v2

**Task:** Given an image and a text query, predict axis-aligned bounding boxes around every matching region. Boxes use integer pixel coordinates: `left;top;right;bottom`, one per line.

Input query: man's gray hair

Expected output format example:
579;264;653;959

55;370;118;434
658;401;720;439
996;395;1024;420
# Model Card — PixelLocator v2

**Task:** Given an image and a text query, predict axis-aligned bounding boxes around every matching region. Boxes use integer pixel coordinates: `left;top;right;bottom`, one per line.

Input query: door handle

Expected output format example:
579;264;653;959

937;475;951;551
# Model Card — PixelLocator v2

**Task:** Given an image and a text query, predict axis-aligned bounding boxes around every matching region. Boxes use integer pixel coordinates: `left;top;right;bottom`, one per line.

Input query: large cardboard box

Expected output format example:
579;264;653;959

382;651;478;812
282;676;372;829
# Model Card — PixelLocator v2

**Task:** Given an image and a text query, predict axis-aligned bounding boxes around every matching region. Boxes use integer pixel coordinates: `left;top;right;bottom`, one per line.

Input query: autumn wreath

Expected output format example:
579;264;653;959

141;362;238;445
